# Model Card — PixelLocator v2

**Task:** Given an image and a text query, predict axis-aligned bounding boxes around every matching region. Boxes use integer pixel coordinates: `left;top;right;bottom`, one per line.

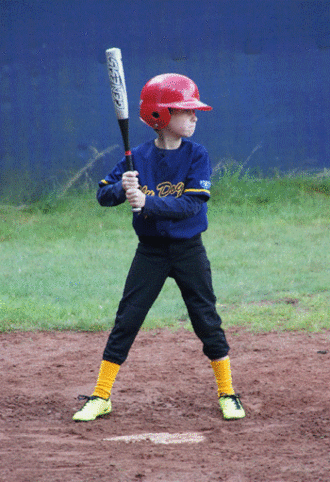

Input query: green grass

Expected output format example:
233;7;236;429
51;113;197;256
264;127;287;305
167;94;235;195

1;170;329;333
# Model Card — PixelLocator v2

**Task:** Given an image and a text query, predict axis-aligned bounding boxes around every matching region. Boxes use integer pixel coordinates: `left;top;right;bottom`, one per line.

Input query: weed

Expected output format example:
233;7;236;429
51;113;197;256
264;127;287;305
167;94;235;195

0;170;329;332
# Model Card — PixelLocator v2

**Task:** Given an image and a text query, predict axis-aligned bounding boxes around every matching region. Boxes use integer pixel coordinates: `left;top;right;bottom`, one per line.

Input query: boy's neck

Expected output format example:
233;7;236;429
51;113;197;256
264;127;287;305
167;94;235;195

155;133;182;150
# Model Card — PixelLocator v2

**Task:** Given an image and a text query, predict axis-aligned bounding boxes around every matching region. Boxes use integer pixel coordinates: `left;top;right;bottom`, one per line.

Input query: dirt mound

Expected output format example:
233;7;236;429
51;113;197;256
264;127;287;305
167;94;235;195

1;328;329;481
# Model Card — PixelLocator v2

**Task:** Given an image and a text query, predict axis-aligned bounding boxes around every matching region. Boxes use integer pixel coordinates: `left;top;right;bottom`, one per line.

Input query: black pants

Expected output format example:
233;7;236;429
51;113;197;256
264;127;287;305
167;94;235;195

103;234;230;365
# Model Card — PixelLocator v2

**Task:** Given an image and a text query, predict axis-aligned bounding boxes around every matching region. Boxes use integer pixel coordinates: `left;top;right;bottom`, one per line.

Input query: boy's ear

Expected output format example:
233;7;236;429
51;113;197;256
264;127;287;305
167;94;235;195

139;105;171;130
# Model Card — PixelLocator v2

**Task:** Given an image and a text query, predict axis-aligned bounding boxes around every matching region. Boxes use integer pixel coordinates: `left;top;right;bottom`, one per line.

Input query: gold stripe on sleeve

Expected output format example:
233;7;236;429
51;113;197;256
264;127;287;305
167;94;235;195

184;188;211;195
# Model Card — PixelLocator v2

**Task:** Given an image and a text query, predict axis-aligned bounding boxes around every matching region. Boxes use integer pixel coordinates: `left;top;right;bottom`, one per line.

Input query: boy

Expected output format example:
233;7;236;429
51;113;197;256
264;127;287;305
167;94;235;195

73;73;245;422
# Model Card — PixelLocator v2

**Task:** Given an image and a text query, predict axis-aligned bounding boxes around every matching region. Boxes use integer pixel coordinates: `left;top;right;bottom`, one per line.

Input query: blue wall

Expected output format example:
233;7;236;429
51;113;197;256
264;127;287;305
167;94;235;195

1;0;330;202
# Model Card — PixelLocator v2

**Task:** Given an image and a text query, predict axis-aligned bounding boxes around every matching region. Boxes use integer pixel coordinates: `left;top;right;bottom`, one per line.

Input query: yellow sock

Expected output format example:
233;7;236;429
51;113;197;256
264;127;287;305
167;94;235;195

92;360;120;400
210;356;235;397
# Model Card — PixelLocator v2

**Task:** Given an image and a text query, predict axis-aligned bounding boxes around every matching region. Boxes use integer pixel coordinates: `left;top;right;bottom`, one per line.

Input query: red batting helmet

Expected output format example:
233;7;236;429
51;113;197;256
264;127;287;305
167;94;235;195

139;73;212;129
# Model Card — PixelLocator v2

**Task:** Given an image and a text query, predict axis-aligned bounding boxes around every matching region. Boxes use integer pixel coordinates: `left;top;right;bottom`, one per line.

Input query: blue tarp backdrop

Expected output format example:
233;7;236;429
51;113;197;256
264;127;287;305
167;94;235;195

1;0;330;202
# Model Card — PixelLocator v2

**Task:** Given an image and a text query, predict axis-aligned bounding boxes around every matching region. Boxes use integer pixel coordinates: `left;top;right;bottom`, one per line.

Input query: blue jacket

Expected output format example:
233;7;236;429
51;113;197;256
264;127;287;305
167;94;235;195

97;139;212;239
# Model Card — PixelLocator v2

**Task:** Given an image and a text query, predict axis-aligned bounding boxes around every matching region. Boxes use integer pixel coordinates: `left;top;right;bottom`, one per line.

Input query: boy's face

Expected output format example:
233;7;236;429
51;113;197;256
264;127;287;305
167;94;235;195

166;109;198;138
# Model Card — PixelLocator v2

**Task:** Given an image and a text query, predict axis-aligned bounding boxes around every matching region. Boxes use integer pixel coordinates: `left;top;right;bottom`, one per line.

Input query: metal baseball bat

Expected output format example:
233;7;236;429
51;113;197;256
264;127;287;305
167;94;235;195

105;47;141;212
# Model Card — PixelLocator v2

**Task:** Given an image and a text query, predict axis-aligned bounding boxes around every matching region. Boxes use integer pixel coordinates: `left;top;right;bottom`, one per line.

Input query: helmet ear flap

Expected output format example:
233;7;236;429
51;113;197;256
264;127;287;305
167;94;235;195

139;104;171;129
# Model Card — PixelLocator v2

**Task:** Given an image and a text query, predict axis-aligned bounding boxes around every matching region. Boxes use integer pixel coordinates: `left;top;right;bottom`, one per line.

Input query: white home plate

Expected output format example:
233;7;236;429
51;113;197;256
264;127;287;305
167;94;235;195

103;432;205;444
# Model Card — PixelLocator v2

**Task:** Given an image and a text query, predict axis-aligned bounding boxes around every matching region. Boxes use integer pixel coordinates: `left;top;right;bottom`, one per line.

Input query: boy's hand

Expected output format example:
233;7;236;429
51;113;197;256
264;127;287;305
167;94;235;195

126;187;146;210
122;171;145;209
122;171;139;192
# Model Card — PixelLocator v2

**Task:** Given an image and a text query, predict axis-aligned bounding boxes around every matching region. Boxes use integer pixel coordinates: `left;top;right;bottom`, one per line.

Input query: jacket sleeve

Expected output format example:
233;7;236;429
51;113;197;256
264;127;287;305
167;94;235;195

183;145;212;198
143;194;204;219
96;158;127;207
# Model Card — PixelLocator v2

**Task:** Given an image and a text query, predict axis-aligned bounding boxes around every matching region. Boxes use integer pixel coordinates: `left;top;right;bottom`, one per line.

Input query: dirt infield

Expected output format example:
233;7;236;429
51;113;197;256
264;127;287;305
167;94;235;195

1;328;329;482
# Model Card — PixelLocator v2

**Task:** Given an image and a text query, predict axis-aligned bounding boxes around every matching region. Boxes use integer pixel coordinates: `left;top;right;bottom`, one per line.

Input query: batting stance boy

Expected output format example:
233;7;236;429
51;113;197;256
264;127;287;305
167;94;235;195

73;74;245;421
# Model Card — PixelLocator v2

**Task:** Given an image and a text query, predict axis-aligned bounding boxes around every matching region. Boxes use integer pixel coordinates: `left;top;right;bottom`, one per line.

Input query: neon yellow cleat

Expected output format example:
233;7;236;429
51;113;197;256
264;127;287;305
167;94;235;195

73;395;112;422
218;394;245;420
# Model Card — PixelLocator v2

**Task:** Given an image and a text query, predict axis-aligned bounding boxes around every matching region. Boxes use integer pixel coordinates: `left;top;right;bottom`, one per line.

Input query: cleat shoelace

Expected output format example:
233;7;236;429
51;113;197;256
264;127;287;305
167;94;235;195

77;395;97;402
219;394;242;410
76;395;99;408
